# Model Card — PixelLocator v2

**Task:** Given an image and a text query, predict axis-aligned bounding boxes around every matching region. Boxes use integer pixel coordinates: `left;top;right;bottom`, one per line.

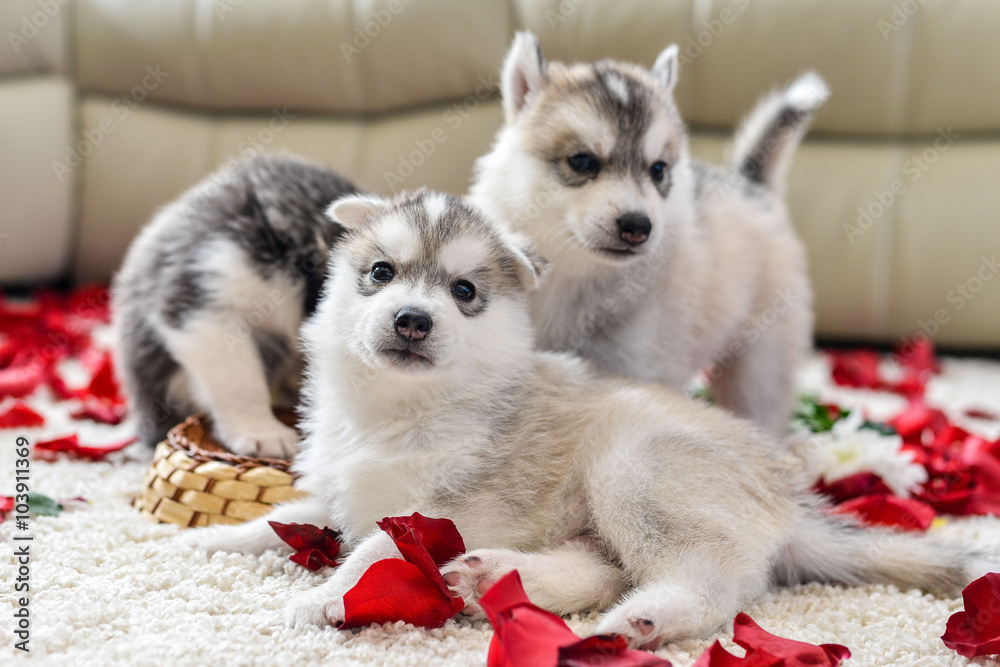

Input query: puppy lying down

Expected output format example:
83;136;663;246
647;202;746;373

186;190;992;649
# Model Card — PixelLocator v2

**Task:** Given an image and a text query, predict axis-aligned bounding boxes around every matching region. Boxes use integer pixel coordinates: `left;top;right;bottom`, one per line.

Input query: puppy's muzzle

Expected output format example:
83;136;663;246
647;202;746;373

616;214;651;246
394;308;432;341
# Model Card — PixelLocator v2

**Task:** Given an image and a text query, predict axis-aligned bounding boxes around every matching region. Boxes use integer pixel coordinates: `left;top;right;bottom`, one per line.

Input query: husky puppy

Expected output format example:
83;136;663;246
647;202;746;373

469;33;829;436
186;191;991;649
112;153;358;456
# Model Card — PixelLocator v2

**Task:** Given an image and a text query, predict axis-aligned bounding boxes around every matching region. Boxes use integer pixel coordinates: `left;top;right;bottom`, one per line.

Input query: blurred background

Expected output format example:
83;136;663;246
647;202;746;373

0;0;998;351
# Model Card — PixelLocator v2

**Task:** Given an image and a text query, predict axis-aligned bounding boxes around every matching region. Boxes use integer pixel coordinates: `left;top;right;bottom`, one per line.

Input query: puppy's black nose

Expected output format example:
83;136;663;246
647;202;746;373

394;308;432;341
616;214;652;245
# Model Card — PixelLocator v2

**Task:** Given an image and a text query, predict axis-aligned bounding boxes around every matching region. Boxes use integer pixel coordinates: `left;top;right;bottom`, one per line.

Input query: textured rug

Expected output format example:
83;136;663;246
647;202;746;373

2;348;1000;667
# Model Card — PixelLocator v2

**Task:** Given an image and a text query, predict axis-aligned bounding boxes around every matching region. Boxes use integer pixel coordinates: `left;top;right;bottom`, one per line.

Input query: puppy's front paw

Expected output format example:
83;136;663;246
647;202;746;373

440;549;521;620
285;589;346;629
180;525;238;555
224;419;299;458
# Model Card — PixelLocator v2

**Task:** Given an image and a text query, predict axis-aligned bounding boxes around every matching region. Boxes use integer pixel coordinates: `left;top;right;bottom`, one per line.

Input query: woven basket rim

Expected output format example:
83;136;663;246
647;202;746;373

165;415;296;473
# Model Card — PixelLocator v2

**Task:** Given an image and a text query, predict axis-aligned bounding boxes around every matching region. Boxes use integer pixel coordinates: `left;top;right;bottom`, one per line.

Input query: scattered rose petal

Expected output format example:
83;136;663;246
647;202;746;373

814;472;893;504
942;572;1000;657
480;571;672;667
341;513;466;630
86;352;122;402
832;494;936;531
70;400;127;425
268;521;341;571
34;434;137;461
895;337;940;376
0;401;45;428
694;614;849;667
0;495;13;522
828;349;882;390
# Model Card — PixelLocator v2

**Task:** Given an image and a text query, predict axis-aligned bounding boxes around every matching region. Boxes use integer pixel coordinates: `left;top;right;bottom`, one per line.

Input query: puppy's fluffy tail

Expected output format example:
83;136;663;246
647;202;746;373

774;508;995;597
730;72;829;194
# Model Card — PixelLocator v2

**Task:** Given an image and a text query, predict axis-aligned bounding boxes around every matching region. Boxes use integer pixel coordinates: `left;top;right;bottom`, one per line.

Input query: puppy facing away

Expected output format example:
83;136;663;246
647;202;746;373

112;153;359;456
469;33;829;436
186;191;991;649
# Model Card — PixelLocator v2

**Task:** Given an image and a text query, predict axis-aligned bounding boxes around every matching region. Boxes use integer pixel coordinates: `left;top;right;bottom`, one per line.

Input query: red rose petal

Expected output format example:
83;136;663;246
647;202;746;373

377;513;466;567
558;634;673;666
895;337;940;376
341;513;465;630
814;472;893;504
0;401;45;428
832;494;936;531
732;614;849;667
34;434;137;461
942;572;1000;657
0;362;47;399
342;558;464;629
692;641;783;667
70;400;127;425
268;521;342;571
86;352;122;402
828;349;882;390
480;571;672;667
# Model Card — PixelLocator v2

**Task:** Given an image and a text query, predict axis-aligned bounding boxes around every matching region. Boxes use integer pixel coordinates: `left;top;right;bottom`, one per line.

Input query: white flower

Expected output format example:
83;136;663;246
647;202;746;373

807;410;927;497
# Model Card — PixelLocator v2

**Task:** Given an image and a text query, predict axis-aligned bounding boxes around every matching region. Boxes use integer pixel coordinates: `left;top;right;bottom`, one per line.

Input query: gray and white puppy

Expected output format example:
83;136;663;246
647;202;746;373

470;33;828;436
112;153;358;456
186;191;991;650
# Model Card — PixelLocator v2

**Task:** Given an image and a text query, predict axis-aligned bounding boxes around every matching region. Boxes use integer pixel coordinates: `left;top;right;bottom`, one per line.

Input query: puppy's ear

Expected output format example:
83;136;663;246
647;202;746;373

651;44;680;95
501;31;548;124
325;194;387;229
505;233;549;289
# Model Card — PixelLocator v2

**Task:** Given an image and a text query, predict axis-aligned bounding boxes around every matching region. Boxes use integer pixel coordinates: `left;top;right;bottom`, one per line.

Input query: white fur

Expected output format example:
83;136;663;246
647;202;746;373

440;236;490;277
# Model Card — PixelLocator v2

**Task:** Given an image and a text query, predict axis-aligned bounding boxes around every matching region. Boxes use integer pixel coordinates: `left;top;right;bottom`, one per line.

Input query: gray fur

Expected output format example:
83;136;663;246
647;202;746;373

112;153;359;453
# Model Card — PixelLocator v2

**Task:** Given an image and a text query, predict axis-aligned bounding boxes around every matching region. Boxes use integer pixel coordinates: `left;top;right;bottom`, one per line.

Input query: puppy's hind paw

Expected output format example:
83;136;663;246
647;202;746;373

440;549;522;620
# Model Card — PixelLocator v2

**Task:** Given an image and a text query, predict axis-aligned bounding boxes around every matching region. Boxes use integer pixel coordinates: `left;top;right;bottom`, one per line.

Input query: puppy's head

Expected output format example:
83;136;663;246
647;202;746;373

482;32;690;265
316;190;544;382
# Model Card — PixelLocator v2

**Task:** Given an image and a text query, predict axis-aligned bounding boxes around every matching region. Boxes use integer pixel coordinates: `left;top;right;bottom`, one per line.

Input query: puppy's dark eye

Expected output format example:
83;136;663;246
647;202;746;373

567;153;600;176
650;161;668;184
370;262;395;283
452;280;476;302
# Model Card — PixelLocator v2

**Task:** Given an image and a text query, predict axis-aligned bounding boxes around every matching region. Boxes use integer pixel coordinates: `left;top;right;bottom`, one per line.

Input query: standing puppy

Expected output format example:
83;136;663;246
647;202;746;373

112;153;358;456
186;191;990;649
469;33;828;435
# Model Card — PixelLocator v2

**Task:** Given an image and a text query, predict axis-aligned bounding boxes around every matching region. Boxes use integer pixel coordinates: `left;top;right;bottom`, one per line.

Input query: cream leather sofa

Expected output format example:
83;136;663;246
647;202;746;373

2;0;999;349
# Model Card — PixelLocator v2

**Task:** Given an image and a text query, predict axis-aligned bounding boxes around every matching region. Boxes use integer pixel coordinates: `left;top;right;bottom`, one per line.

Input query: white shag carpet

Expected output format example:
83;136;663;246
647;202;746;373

3;353;1000;667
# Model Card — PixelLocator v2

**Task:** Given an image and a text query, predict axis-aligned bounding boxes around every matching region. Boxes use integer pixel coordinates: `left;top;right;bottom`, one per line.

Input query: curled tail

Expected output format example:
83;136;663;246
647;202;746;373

775;508;995;597
731;72;829;194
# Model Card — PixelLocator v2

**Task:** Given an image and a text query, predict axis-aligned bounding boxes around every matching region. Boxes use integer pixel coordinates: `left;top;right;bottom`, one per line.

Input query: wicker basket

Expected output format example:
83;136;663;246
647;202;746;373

132;414;308;528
